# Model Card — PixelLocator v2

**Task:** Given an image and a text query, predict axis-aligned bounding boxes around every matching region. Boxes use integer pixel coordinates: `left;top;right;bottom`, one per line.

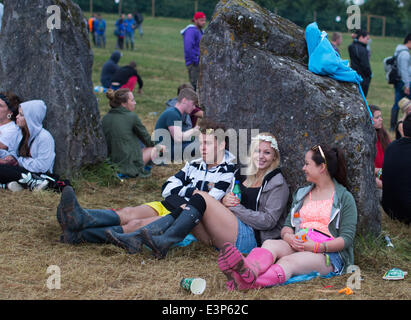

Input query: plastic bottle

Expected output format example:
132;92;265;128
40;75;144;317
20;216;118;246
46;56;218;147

294;212;308;242
232;180;242;202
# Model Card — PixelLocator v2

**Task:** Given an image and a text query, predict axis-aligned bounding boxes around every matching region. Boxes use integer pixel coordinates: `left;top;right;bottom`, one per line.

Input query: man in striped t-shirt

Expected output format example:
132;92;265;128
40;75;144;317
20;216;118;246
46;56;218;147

56;119;237;248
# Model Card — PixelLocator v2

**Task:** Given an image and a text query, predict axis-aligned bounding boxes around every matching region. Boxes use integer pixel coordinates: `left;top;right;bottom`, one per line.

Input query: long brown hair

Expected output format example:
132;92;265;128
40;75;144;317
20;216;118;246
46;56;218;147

370;105;390;152
18;123;31;157
311;144;348;188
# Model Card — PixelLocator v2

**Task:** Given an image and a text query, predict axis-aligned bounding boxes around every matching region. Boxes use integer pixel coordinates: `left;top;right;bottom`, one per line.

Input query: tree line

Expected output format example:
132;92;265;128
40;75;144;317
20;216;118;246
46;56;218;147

72;0;410;37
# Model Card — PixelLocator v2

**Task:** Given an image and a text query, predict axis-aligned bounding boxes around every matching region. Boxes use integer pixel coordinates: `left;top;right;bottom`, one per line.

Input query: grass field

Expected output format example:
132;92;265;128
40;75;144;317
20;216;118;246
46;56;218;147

0;13;410;300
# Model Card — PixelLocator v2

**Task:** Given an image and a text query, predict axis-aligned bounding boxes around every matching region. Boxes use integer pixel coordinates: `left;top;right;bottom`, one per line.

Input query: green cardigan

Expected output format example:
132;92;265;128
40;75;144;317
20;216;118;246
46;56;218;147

283;179;358;273
102;107;154;177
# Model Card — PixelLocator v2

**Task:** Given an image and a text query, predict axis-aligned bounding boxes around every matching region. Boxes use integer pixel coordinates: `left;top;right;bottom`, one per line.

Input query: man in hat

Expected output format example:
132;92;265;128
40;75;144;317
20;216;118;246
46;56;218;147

180;12;207;91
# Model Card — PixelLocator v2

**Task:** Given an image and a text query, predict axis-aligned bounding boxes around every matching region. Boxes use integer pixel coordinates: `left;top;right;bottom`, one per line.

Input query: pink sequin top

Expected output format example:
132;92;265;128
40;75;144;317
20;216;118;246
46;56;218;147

299;191;334;237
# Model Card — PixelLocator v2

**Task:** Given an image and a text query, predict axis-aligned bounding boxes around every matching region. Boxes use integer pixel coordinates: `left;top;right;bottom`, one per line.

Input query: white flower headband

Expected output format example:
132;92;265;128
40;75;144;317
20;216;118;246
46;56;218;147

252;135;279;152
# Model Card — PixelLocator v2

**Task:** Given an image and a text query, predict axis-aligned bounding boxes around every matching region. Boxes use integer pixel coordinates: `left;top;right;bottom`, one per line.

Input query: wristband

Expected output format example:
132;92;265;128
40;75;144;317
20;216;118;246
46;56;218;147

313;242;320;253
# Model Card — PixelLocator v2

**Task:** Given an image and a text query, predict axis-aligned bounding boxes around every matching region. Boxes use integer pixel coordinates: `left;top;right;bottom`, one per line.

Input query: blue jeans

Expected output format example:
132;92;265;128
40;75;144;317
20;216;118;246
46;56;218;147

96;33;105;48
391;81;411;130
235;218;257;254
125;32;134;49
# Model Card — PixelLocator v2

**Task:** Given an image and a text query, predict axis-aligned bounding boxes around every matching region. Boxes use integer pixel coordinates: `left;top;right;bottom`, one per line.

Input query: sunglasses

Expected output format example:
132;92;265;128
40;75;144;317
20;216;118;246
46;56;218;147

311;145;327;167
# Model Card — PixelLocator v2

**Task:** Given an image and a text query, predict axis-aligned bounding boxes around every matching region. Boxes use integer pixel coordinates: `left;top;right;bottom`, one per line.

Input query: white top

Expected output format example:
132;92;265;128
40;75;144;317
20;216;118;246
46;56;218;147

0;121;22;152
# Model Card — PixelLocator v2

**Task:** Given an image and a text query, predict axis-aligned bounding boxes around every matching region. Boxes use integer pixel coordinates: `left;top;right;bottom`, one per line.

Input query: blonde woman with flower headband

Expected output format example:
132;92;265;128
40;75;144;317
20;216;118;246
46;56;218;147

103;130;289;259
176;131;289;255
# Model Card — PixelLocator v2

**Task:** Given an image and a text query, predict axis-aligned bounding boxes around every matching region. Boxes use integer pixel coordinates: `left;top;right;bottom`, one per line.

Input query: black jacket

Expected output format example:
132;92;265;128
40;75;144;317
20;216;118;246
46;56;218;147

100;51;121;88
111;66;143;89
348;41;372;79
382;137;411;224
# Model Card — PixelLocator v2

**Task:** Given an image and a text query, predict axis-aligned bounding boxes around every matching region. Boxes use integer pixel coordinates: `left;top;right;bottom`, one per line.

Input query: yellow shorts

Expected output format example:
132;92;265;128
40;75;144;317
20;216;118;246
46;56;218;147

143;201;171;217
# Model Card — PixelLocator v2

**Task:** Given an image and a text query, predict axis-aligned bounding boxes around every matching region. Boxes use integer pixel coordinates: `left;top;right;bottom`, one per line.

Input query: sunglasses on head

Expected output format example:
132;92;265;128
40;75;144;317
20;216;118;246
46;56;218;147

311;145;327;167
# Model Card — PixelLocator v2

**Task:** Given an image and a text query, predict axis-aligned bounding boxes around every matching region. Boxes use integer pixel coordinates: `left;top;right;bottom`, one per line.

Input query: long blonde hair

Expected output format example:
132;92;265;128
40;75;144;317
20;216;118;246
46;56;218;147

243;132;280;187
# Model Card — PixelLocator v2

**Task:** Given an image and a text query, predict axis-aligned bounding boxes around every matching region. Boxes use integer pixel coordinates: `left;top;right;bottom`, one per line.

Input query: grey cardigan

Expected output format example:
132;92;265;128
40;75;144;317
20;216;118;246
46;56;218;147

229;168;290;244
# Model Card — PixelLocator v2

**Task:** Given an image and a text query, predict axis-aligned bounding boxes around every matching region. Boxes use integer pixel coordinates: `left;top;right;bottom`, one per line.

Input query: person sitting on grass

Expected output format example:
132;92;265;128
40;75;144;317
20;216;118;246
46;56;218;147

0;92;22;152
100;51;122;91
217;144;357;290
106;132;289;259
56;120;236;246
154;87;200;162
0;100;55;191
102;88;165;179
165;83;203;132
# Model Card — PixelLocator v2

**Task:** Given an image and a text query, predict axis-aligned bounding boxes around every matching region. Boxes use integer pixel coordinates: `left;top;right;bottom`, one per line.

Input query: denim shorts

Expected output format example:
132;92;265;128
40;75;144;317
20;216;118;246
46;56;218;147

235;218;257;254
324;252;344;275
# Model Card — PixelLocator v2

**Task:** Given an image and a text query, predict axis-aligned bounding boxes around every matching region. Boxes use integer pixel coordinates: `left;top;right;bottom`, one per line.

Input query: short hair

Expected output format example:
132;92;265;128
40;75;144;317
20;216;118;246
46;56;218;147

177;88;198;105
404;33;411;44
331;32;342;42
356;30;368;39
198;118;229;150
177;83;194;95
403;113;411;137
129;61;137;69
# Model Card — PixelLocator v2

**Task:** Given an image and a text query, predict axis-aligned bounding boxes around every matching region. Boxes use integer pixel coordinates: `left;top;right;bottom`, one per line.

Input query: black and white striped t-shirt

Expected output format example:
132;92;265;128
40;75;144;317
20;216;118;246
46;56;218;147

161;151;236;202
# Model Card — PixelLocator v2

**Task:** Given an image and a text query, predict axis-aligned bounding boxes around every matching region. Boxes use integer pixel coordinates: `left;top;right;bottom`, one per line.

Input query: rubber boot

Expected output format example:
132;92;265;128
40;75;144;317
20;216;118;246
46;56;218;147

60;225;124;245
105;213;177;254
57;186;120;232
141;194;206;259
226;264;286;291
218;242;274;284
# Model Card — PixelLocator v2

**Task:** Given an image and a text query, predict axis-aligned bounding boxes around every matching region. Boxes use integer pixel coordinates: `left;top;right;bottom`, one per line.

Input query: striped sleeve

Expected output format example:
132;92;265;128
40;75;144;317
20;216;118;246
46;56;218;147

207;165;236;201
161;162;192;198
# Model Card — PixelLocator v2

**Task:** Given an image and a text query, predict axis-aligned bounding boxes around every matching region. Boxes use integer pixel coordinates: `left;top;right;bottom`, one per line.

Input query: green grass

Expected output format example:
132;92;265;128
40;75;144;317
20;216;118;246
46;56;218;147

335;32;403;129
0;13;409;301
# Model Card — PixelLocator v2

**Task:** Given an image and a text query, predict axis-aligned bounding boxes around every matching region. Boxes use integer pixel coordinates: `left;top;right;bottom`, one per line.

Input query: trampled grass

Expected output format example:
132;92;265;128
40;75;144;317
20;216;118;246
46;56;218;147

0;13;409;300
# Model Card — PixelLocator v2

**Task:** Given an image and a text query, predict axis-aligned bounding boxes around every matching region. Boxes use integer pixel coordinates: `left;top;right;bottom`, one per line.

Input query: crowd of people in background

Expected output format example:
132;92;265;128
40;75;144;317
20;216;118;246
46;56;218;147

0;10;410;293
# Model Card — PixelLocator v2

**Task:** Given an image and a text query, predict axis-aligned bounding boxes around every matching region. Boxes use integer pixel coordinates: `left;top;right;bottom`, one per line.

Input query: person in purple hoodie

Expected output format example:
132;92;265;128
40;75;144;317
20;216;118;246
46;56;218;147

180;12;206;91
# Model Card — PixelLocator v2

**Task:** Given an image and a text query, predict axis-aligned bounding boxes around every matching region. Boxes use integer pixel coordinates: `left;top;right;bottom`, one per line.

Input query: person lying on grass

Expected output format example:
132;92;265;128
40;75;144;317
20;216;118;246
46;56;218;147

56;119;236;246
217;144;357;290
106;132;289;259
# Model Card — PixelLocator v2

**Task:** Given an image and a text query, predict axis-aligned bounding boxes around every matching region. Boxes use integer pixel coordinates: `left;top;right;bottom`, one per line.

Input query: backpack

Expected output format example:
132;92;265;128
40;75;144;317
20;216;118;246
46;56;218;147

384;49;408;85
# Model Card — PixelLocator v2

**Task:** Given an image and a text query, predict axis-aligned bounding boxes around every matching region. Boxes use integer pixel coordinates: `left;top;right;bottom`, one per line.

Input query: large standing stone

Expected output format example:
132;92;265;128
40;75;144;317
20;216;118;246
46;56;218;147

0;0;106;177
199;0;380;235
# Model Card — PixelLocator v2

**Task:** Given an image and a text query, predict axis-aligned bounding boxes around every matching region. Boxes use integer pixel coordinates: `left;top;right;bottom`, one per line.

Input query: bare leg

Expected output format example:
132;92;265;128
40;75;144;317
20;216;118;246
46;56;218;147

191;222;214;246
276;252;334;281
261;239;296;262
193;191;238;249
142;147;156;164
122;216;162;233
116;205;158;225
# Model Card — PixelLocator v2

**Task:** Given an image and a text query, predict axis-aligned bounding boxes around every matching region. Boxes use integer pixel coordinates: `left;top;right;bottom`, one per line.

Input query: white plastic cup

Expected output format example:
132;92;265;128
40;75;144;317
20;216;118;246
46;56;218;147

180;277;206;295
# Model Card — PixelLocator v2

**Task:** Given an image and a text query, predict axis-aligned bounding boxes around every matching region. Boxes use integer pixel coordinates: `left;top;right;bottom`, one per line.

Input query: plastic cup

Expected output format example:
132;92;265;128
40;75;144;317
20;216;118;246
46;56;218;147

180;277;206;295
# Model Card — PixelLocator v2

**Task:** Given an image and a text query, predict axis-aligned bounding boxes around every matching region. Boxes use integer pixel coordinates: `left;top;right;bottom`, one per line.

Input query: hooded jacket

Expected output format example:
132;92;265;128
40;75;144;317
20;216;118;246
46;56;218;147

283;179;358;274
162;150;236;202
180;24;203;66
394;44;411;88
16;100;55;173
229;168;290;245
100;51;122;88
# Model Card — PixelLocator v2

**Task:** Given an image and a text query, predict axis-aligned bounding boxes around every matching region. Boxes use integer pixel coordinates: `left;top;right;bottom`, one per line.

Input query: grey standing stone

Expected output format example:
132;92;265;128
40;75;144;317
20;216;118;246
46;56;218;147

0;0;106;177
199;0;380;235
